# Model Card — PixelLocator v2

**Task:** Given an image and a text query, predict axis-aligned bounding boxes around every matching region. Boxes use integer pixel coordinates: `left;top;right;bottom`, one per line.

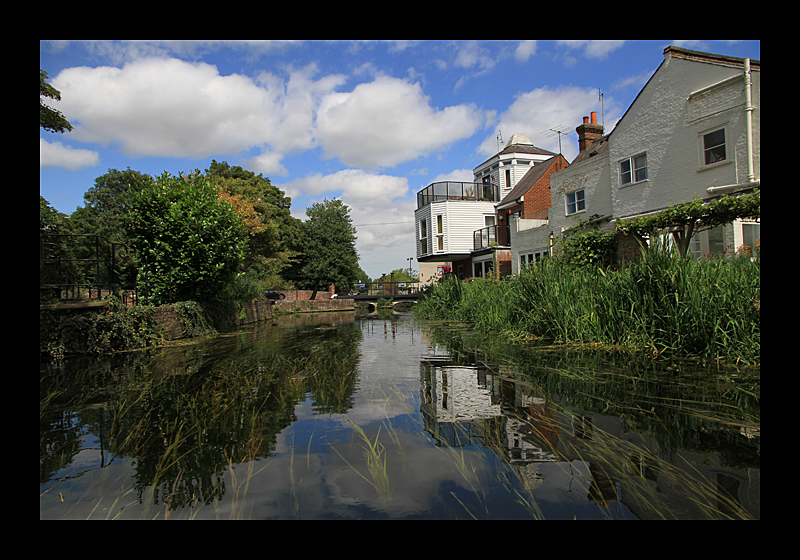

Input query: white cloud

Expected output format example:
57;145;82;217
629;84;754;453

514;40;538;62
280;168;410;207
40;138;99;170
430;168;474;183
479;85;613;161
557;40;626;60
50;58;344;170
315;76;485;169
277;169;417;278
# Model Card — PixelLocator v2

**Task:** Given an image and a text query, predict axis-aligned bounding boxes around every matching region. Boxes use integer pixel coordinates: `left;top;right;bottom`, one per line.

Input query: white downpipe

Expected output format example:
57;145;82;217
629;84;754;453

744;58;755;183
706;58;758;196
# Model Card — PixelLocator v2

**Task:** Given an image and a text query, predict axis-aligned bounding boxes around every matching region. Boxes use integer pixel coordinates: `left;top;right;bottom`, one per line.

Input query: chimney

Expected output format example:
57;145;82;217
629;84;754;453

576;111;603;153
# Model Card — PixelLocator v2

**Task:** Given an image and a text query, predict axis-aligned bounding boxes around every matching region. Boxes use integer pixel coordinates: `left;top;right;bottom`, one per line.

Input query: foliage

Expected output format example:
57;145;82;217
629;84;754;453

416;244;760;364
126;171;247;304
40;69;72;133
206;160;302;288
291;198;360;292
617;189;760;257
555;229;618;269
174;300;216;338
40;296;161;360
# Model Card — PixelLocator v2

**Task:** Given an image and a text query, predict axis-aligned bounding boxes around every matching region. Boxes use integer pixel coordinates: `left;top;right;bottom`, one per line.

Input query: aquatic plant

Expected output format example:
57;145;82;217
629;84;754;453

416;244;759;364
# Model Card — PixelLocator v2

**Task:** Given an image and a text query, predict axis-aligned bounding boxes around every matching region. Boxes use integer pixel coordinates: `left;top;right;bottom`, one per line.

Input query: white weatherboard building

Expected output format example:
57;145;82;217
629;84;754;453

415;134;556;281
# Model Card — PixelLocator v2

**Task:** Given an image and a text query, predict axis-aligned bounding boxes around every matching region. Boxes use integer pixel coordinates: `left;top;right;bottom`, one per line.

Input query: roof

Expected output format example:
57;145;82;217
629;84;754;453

504;133;533;148
474;134;556;172
664;46;760;70
607;47;760;145
570;135;609;165
498;155;562;206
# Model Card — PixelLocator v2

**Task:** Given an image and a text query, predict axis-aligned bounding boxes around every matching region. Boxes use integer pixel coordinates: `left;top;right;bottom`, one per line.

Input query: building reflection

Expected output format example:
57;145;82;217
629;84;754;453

417;344;759;520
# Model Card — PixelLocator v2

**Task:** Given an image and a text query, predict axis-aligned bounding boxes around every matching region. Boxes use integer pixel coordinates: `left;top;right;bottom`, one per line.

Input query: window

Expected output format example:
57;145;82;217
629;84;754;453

742;222;760;258
419;219;428;254
702;128;726;165
566;190;585;215
436;215;444;251
620;153;648;185
521;250;549;269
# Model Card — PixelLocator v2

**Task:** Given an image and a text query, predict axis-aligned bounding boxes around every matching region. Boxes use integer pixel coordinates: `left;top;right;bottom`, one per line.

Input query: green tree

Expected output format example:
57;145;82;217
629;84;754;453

40;69;72;133
126;171;247;304
205;161;302;288
294;198;359;295
69;168;153;243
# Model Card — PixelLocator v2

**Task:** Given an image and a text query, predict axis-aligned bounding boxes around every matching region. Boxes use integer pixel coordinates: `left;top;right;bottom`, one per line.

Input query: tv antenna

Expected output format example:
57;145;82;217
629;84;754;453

496;130;504;153
541;125;571;154
598;89;605;127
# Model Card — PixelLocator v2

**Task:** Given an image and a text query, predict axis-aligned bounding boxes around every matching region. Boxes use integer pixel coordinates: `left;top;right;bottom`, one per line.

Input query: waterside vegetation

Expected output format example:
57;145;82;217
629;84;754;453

415;239;760;365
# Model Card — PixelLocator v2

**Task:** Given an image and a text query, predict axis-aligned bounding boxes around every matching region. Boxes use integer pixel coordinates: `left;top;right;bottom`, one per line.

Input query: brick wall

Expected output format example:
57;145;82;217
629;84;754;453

617;231;647;267
273;299;355;313
152;298;354;340
151;305;183;340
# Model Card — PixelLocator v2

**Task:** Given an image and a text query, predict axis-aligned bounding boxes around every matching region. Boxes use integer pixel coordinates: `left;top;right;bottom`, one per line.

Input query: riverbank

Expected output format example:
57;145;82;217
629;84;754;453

39;296;356;359
414;248;760;365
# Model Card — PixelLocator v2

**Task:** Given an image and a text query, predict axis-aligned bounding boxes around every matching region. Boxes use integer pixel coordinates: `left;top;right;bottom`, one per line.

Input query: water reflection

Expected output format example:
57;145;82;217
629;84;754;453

40;311;758;520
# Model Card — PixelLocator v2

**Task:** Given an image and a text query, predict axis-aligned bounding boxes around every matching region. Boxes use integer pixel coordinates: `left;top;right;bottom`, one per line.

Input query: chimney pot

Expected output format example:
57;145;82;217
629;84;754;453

583;116;589;124
591;111;597;124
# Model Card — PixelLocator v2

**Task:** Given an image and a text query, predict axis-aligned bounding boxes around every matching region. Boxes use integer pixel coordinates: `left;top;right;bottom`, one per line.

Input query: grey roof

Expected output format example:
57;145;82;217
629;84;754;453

570;135;609;165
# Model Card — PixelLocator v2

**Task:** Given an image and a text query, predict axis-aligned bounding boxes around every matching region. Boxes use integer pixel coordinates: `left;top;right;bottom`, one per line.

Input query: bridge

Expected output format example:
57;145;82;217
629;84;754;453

337;282;422;311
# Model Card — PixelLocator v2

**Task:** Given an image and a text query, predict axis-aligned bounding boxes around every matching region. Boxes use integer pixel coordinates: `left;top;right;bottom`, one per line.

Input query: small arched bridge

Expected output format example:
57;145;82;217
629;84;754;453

337;292;419;311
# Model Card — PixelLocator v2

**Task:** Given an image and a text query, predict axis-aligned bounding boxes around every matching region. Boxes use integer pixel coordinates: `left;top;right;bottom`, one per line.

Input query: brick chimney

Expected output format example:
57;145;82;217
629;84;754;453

576;111;604;153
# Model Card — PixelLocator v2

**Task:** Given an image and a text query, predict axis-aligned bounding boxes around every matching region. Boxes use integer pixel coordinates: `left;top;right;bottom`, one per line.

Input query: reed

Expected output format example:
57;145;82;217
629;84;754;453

416;245;759;364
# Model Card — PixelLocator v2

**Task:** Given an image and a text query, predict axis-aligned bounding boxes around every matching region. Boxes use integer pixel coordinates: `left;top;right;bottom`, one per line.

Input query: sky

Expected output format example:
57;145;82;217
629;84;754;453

40;40;760;280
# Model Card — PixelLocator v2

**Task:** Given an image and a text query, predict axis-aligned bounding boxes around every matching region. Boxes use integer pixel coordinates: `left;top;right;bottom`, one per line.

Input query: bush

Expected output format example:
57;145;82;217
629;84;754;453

127;171;247;305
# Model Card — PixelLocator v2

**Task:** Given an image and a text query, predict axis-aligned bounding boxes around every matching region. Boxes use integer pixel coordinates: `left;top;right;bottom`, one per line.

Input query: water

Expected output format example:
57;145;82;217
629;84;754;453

40;310;759;520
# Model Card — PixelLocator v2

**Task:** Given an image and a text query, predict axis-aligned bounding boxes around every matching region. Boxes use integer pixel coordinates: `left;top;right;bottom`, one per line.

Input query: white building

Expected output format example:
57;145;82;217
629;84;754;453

541;46;760;265
415;134;556;281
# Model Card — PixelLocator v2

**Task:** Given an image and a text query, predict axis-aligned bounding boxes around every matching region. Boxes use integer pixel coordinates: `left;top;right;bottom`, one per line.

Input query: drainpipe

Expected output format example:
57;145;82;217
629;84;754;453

744;58;755;183
706;58;758;196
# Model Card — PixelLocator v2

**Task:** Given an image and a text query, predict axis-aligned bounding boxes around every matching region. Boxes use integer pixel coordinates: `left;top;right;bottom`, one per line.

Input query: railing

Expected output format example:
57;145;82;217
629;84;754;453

348;280;422;297
40;232;141;305
417;181;500;209
473;224;510;251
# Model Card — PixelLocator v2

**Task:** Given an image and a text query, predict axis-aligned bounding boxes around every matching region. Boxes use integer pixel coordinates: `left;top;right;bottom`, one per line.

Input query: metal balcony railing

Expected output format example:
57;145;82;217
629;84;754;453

473;224;510;251
417;181;500;209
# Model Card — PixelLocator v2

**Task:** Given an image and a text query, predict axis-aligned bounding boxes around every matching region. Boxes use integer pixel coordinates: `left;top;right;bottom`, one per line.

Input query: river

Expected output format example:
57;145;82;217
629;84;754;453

40;309;759;520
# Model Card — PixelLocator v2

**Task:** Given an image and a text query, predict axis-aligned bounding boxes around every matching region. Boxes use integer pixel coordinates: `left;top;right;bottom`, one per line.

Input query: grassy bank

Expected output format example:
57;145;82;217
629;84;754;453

414;246;760;364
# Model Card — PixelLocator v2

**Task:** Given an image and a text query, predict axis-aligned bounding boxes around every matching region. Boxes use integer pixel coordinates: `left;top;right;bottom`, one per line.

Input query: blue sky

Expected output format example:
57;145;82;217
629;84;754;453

40;40;760;279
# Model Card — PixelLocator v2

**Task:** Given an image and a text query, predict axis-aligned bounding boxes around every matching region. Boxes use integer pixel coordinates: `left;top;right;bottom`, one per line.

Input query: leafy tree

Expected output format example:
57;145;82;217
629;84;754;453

126;171;247;304
205;161;302;288
617;189;760;257
40;69;72;133
69;168;152;243
293;198;359;295
40;196;69;232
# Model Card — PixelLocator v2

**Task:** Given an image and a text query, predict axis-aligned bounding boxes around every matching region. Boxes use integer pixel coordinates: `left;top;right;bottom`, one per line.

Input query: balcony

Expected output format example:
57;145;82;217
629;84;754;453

473;224;510;251
417;181;500;209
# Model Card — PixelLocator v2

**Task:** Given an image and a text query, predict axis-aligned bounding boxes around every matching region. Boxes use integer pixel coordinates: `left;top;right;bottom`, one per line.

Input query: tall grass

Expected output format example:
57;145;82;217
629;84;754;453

416;244;760;364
